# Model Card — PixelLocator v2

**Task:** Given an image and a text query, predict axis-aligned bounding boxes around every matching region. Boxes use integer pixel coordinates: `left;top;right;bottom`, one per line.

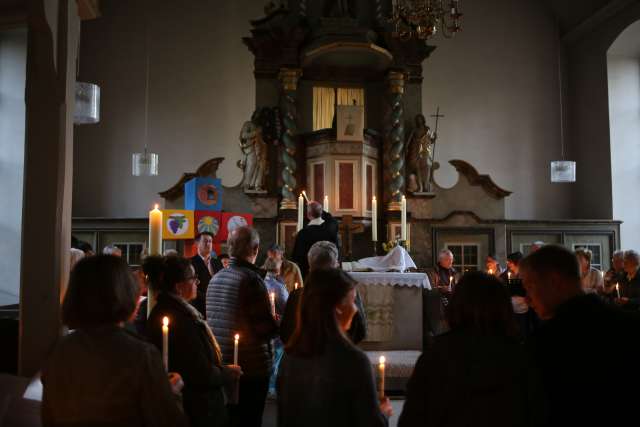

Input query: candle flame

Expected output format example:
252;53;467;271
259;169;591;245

379;356;386;365
373;196;376;201
294;282;299;290
162;316;169;327
234;334;239;341
154;204;159;210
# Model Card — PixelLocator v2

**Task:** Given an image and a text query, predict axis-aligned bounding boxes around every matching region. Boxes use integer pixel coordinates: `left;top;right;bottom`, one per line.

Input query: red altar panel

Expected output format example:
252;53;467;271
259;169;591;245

313;163;325;201
339;162;354;210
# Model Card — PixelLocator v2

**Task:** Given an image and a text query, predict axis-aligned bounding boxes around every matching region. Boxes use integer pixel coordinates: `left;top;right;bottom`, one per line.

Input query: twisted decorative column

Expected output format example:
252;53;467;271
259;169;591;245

279;68;303;210
386;71;406;211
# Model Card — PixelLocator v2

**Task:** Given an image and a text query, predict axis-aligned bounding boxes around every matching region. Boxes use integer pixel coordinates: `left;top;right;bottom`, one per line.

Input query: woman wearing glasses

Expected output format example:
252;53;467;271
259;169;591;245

148;256;242;427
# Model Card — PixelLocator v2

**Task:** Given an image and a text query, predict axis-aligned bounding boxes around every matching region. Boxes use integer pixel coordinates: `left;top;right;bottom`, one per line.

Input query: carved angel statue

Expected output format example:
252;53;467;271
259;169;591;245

407;114;437;193
238;121;268;192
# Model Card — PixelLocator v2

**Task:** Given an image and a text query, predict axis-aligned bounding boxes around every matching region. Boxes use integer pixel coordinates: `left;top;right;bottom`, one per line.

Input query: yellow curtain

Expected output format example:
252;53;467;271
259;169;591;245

337;87;365;106
313;87;336;131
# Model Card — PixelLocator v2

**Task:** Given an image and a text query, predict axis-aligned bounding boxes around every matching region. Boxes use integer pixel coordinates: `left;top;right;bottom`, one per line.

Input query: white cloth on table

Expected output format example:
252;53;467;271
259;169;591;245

356;246;417;272
348;272;430;289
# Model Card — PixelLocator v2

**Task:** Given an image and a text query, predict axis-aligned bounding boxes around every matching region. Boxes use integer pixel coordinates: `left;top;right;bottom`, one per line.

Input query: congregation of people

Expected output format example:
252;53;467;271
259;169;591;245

41;203;640;427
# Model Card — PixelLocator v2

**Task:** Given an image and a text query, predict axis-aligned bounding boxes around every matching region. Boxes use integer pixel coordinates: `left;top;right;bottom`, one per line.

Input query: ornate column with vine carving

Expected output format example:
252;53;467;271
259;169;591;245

386;70;406;211
278;68;303;210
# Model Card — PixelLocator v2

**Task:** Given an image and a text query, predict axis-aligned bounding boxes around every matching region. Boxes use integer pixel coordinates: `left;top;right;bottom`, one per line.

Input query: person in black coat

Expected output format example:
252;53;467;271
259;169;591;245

521;245;640;427
206;226;278;427
190;232;224;317
278;268;391;427
42;255;188;427
399;271;545;427
292;201;339;278
148;256;241;427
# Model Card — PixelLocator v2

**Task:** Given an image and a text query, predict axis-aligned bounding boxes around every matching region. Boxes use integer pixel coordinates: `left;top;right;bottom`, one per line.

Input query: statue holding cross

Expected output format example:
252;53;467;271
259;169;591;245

407;107;444;193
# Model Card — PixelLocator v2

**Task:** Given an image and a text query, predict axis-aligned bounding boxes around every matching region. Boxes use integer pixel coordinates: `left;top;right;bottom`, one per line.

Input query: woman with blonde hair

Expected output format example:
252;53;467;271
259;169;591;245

575;247;603;294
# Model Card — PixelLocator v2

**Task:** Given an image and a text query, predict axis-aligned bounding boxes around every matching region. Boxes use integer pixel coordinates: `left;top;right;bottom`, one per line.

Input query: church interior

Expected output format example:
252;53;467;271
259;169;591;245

1;0;640;426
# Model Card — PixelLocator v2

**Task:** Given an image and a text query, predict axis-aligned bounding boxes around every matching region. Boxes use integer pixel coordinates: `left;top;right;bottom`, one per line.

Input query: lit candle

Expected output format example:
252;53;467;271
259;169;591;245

233;334;239;365
508;271;512;281
616;283;621;299
162;316;169;372
323;195;329;212
489;268;494;275
372;196;378;242
401;195;407;241
449;276;453;292
297;194;304;232
269;292;276;317
301;190;309;203
294;282;299;290
378;356;386;399
149;204;163;255
148;205;163;318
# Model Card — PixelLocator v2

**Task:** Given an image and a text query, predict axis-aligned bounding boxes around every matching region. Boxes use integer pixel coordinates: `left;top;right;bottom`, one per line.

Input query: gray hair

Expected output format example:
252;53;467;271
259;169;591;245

438;249;453;260
70;248;85;271
103;245;122;256
307;201;323;219
228;226;260;260
612;250;624;261
163;249;179;257
308;241;339;271
624;250;640;265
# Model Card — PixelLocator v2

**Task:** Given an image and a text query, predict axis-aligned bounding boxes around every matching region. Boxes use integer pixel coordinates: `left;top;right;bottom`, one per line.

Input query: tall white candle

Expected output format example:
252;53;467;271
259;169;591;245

616;283;621;299
149;204;162;255
233;334;239;365
148;205;163;318
323;195;329;212
401;195;407;241
449;276;453;292
162;316;169;372
378;356;386;399
372;196;378;242
297;194;304;232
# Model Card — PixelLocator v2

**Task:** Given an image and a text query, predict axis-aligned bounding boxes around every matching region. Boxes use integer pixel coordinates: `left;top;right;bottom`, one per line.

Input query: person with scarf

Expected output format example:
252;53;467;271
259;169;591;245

148;256;242;427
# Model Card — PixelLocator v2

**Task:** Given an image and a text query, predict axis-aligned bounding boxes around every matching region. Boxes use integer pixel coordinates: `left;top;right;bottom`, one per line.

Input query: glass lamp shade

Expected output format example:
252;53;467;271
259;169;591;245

132;150;159;176
74;82;100;124
550;161;576;183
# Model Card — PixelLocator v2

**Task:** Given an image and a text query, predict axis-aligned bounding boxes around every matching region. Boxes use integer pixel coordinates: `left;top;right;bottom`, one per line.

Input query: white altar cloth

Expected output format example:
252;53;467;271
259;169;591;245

348;272;431;289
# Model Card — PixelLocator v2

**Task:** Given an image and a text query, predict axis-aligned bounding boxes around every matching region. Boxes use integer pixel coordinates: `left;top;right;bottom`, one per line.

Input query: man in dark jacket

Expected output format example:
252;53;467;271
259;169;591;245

191;232;223;317
617;249;640;311
206;226;278;427
292;201;339;278
521;245;640;427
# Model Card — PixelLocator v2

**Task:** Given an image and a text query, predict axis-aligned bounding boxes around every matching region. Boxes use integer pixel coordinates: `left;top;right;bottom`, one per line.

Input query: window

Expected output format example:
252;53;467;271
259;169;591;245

114;242;144;266
312;86;364;131
445;243;480;272
572;243;603;270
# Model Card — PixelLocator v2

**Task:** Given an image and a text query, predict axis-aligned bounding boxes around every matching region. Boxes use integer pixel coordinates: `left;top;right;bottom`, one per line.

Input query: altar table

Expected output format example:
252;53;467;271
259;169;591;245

348;272;430;349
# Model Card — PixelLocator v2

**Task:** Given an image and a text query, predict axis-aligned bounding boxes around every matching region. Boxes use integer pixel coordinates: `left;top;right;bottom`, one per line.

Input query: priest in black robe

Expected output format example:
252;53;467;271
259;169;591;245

292;201;339;278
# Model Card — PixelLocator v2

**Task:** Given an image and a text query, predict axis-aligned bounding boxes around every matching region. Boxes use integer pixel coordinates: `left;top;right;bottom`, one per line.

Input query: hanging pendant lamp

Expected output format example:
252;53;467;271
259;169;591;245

550;32;575;183
132;4;159;177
